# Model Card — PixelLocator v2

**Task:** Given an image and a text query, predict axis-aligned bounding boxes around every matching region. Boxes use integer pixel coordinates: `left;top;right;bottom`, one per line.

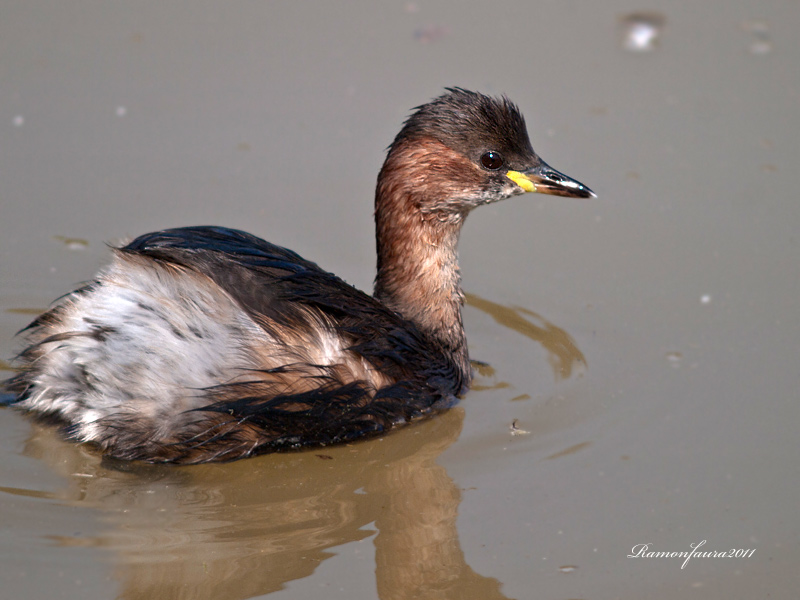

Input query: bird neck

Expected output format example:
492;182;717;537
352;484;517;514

373;139;470;377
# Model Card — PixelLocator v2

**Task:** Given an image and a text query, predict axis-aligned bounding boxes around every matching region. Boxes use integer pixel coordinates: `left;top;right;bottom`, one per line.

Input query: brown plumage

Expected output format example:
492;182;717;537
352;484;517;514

3;88;594;463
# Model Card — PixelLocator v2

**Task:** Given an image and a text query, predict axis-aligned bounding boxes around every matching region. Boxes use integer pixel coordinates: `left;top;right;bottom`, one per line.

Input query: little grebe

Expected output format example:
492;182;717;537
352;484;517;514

5;89;594;463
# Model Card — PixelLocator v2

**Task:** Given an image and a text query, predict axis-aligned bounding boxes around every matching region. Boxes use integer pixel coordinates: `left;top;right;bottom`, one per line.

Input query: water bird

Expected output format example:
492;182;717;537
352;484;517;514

4;89;594;463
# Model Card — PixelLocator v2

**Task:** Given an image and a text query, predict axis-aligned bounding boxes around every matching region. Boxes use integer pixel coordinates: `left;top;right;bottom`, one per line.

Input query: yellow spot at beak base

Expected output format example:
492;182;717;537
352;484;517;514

506;170;536;193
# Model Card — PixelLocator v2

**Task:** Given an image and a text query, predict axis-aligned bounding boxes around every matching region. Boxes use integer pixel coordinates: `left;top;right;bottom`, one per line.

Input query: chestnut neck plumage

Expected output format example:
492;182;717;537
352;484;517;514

373;137;472;380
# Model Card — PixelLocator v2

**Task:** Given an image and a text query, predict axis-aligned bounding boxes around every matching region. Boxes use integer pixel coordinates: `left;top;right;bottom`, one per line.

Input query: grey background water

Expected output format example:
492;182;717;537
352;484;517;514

1;1;798;599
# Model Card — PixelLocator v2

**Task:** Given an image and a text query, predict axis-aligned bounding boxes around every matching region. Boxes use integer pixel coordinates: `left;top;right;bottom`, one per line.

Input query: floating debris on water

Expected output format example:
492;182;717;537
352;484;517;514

559;565;578;573
510;419;530;436
700;294;712;305
53;235;89;250
620;12;666;53
666;351;683;367
741;20;772;56
546;441;591;460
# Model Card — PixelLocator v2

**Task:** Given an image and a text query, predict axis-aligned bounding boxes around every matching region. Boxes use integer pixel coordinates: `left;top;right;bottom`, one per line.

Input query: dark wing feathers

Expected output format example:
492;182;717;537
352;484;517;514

124;227;448;376
124;225;314;268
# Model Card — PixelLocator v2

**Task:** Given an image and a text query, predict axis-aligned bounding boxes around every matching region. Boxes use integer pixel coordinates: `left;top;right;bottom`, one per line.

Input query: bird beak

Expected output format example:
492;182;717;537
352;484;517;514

506;161;596;198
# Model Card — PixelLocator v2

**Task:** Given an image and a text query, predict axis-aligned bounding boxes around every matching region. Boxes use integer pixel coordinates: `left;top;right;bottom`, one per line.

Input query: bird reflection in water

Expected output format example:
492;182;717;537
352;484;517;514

5;293;586;600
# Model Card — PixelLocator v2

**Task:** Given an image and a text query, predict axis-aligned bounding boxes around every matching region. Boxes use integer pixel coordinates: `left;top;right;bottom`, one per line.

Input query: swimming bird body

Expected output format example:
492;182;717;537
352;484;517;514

4;89;594;463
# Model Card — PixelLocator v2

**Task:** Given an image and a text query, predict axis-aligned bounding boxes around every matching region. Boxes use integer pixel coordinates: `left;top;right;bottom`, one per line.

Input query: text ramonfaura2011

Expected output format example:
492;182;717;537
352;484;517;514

628;540;756;569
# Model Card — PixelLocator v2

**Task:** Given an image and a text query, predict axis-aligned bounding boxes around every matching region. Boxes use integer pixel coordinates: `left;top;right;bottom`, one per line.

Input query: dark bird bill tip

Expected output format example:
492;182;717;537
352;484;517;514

520;163;596;199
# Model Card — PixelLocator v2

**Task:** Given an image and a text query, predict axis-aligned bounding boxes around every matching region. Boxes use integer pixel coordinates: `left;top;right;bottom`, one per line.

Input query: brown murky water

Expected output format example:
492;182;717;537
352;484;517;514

2;2;798;599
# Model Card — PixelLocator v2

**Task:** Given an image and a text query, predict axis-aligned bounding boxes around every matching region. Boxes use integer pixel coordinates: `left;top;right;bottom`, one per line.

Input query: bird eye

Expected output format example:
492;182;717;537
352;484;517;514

480;151;504;170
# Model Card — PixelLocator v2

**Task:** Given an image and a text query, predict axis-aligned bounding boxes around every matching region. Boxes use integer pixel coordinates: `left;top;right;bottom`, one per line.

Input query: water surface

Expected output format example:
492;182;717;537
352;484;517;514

1;1;798;598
